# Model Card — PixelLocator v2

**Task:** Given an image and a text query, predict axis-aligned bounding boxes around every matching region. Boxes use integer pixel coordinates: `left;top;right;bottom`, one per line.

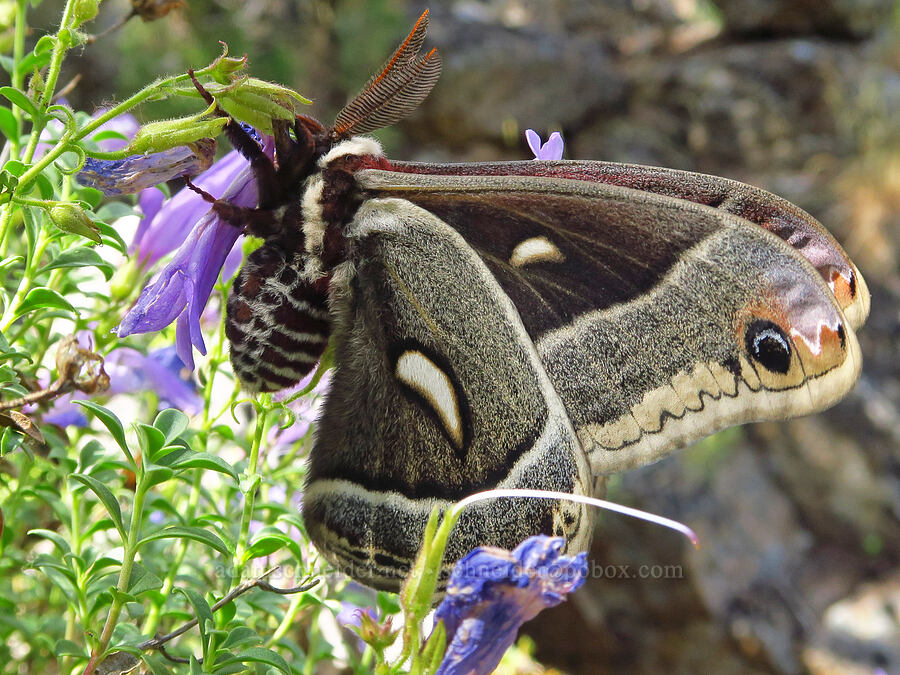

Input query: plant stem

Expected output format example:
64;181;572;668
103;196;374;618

0;222;52;331
10;0;28;157
83;480;150;675
140;469;203;637
39;0;78;109
231;396;270;587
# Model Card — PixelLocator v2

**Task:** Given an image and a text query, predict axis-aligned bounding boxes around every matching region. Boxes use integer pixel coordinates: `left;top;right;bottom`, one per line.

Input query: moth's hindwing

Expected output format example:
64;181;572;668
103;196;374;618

302;197;592;591
355;170;862;474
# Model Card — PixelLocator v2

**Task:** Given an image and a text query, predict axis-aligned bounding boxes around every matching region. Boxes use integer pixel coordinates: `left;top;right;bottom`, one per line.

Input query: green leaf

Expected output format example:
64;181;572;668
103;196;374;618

154;408;189;445
220;626;261;651
36;246;114;280
0;255;24;273
33;34;56;56
27;528;71;554
93;219;128;254
79;438;106;470
127;562;163;596
0;87;39;119
35;172;55;200
168;452;238;481
210;424;235;441
176;587;214;646
142;463;175;487
77;186;104;209
136;423;167;460
243;528;290;561
13;286;77;318
153;444;193;466
0;106;17;142
32;560;78;603
218;647;290;674
95;200;136;221
54;639;86;657
69;473;126;538
3;160;26;177
138;526;230;556
140;653;173;675
90;129;129;144
17;48;52;75
73;401;130;456
1;428;24;455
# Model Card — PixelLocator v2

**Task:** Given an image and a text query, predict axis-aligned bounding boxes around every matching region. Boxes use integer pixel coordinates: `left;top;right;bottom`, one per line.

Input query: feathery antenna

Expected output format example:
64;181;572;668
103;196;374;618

332;10;441;138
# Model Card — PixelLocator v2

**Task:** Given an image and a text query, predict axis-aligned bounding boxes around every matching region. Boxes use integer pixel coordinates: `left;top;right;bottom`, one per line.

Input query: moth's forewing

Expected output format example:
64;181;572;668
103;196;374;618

387;159;870;330
355;170;861;474
303;196;592;591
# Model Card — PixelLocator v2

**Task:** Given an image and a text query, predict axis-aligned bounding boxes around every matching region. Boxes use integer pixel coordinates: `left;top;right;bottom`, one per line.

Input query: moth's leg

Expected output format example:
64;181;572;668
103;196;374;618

226;239;331;392
183;179;286;239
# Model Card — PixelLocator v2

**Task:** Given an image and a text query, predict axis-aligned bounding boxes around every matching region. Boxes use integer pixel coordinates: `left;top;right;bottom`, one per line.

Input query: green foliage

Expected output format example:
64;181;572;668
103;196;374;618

0;2;412;673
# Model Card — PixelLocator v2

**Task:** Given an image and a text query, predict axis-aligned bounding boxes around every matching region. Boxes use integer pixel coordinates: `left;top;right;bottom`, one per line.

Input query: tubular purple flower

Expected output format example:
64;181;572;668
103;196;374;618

131;149;249;268
433;535;587;675
78;139;217;197
117;137;272;370
525;129;564;160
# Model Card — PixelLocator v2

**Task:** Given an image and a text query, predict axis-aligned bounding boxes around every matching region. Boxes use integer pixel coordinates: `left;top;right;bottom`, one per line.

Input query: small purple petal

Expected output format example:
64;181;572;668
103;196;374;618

525;129;565;160
117;265;189;336
118;134;274;371
433;535;587;675
78;139;217;196
525;129;542;158
221;235;246;282
541;132;564;160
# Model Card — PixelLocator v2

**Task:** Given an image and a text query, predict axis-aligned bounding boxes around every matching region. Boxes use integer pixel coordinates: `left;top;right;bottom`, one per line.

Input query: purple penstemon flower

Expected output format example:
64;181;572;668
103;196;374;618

525;129;564;160
131;147;250;268
432;535;587;675
117;134;274;370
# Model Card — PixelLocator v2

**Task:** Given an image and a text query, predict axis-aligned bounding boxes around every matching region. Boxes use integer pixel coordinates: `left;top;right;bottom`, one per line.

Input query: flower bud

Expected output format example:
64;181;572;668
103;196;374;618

354;612;398;652
127;115;227;155
49;203;101;243
71;0;100;28
213;79;310;134
208;45;248;85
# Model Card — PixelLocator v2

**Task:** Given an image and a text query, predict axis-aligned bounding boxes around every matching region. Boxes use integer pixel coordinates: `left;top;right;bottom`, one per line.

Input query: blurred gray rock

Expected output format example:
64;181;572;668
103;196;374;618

713;0;897;38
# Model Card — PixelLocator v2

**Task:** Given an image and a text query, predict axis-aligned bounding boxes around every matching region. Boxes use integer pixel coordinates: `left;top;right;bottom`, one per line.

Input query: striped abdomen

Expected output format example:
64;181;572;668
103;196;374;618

226;238;331;392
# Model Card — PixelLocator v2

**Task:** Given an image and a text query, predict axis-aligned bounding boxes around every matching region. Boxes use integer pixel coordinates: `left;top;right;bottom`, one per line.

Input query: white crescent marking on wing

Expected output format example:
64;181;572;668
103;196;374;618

509;236;565;267
395;350;463;447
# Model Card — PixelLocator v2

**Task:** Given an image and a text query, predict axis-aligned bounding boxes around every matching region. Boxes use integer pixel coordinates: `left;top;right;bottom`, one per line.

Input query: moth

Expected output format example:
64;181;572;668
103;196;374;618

208;11;869;591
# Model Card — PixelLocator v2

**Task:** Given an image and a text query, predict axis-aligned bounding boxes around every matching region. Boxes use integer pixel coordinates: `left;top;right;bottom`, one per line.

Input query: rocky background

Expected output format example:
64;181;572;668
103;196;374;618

57;0;900;673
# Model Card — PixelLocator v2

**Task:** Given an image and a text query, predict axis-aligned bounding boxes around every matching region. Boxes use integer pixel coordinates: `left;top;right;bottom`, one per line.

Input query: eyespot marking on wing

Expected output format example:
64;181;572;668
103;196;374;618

395;350;463;448
509;236;565;267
